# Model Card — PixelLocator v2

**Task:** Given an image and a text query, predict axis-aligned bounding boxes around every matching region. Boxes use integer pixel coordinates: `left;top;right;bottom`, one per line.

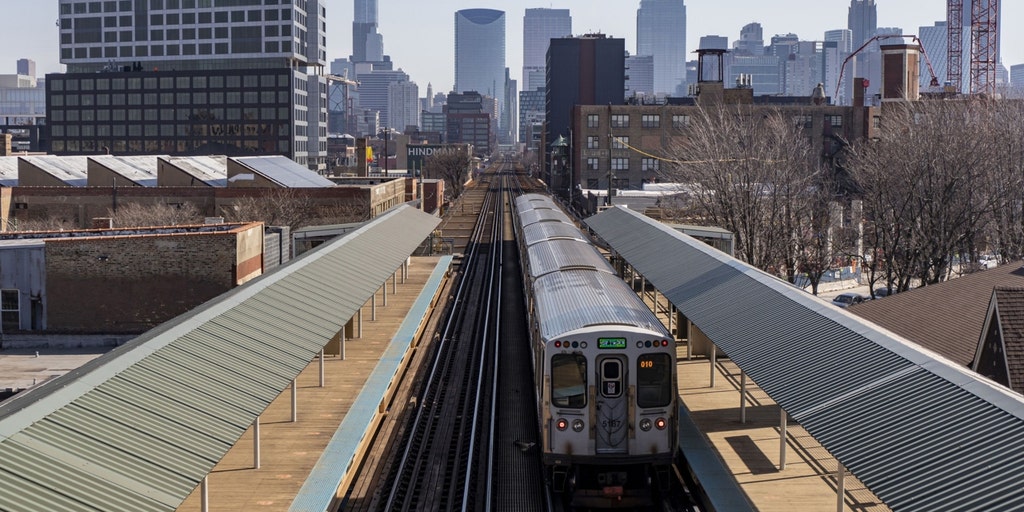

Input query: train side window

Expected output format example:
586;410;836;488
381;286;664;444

637;354;672;408
551;354;587;408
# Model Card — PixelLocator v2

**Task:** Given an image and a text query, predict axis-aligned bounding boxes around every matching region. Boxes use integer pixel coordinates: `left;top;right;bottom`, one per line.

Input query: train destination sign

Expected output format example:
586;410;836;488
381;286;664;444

598;337;627;349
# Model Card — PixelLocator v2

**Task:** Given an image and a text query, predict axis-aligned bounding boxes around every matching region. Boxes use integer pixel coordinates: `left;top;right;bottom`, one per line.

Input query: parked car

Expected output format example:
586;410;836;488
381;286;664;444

831;292;866;308
870;287;893;299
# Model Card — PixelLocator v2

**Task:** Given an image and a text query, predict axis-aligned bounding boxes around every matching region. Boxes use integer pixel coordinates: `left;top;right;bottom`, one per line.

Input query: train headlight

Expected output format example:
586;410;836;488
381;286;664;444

640;418;652;431
636;341;643;348
655;417;667;430
572;419;585;432
556;418;568;431
662;339;670;347
554;340;561;348
580;342;587;349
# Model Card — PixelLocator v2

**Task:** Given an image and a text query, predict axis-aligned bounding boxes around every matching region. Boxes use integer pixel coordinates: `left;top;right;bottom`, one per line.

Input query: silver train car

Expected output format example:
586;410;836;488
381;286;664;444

513;193;677;507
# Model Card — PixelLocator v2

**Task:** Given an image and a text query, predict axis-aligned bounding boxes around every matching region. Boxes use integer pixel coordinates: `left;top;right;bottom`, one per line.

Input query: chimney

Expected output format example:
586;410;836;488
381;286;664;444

880;43;921;102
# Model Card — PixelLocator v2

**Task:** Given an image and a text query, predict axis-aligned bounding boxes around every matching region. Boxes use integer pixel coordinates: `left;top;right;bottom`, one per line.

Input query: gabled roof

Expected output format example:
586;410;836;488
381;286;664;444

973;287;1024;393
231;156;335;188
586;206;1024;512
90;155;162;186
159;156;228;187
850;264;1024;366
996;288;1024;392
19;155;90;186
0;205;440;512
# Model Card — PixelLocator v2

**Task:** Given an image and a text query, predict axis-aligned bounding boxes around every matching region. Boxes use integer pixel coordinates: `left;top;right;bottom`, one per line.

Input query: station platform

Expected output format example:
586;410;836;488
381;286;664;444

173;255;451;512
676;351;891;512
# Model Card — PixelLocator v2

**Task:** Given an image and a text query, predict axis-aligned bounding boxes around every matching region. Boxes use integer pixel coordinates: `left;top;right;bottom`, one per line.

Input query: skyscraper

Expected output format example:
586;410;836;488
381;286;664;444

636;0;687;95
455;9;506;150
51;0;328;169
545;35;625;193
733;23;764;56
455;9;506;101
848;0;877;47
523;8;572;92
353;0;383;63
16;59;35;78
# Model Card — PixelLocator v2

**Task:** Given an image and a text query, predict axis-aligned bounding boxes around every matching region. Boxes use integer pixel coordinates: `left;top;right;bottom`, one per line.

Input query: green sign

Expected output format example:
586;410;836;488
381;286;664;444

598;337;627;349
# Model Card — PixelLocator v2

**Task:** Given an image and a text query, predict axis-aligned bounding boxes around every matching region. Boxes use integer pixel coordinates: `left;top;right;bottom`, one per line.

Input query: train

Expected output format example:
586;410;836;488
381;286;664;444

512;193;678;508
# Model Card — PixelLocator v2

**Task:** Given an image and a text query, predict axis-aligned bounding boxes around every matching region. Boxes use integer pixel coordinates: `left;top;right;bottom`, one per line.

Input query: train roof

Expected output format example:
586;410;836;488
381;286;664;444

532;269;666;340
515;193;559;211
520;222;588;247
525;239;615;279
518;208;572;227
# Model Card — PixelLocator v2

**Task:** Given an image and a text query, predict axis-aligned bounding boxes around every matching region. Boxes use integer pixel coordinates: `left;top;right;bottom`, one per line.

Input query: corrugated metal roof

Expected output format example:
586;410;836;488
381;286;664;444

233;156;336;188
586;206;1024;512
0;204;440;512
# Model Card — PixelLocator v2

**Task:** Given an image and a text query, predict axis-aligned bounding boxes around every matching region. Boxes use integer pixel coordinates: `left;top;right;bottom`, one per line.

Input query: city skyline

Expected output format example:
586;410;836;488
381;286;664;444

2;1;1022;95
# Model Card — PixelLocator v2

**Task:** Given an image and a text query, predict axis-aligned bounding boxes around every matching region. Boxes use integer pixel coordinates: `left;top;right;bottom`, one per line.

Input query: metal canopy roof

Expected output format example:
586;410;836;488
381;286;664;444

20;155;90;186
586;206;1024;512
0;205;440;512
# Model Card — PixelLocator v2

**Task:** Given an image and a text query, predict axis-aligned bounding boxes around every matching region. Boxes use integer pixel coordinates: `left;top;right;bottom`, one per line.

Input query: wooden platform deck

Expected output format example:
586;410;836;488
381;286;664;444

175;256;447;512
677;353;892;512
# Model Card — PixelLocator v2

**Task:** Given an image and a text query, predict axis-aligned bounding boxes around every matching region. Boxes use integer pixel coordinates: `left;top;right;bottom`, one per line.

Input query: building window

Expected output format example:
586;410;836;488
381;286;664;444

587;178;599;188
611;158;629;171
587;114;599;128
641;158;660;172
794;115;812;129
586;158;599;170
611;114;629;128
587;135;600;149
825;114;843;128
2;289;19;332
611;136;629;150
641;114;660;128
672;114;690;129
613;178;630;189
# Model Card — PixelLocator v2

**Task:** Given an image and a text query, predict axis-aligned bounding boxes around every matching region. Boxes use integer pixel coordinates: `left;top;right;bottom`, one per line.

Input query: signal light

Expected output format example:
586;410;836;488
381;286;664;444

640;418;652;431
655;418;667;430
572;419;585;432
662;340;669;347
554;340;561;348
556;418;569;431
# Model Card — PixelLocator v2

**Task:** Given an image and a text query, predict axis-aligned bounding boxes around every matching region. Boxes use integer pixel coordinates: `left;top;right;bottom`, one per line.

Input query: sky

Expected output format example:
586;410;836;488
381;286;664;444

1;1;1020;92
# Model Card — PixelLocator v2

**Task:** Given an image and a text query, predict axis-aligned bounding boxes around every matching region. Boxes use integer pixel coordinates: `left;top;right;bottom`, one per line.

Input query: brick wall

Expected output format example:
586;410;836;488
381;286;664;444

45;230;242;333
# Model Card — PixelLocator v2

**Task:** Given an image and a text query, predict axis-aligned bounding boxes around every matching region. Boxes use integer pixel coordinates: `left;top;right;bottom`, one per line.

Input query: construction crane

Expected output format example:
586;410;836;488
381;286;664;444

947;0;1000;95
834;34;940;101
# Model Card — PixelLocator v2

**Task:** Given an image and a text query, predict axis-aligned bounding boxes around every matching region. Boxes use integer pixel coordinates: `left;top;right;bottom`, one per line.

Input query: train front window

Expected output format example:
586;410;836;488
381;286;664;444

551;354;587;408
637;353;672;408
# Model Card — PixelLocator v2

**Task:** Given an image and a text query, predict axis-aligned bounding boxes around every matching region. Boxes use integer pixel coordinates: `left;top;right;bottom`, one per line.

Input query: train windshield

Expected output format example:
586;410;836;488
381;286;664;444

637;353;673;408
551;354;588;408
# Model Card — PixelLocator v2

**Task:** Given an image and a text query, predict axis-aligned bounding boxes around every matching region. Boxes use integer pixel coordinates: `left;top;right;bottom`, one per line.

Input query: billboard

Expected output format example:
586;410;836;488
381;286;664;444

406;144;471;172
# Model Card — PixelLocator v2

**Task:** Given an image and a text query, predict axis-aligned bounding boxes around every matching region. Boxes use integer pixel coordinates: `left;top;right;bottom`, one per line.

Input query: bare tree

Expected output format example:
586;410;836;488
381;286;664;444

106;201;203;228
661;105;833;285
221;189;315;231
424;146;472;199
846;99;1018;289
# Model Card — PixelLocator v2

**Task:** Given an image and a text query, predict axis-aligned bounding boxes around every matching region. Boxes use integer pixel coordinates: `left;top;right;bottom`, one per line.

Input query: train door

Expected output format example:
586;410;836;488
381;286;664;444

595;356;628;454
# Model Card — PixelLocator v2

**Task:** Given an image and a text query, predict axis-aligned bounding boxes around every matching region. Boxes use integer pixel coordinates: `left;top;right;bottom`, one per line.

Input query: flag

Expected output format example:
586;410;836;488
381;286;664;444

366;146;374;162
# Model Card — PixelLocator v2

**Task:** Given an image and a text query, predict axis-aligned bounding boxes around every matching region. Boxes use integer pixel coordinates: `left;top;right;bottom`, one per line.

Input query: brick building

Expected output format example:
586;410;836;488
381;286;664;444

0;222;264;335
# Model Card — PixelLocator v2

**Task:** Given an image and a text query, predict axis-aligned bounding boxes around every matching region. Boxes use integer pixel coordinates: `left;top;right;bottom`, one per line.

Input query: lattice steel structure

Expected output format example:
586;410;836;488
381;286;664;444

969;0;999;94
946;0;964;91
